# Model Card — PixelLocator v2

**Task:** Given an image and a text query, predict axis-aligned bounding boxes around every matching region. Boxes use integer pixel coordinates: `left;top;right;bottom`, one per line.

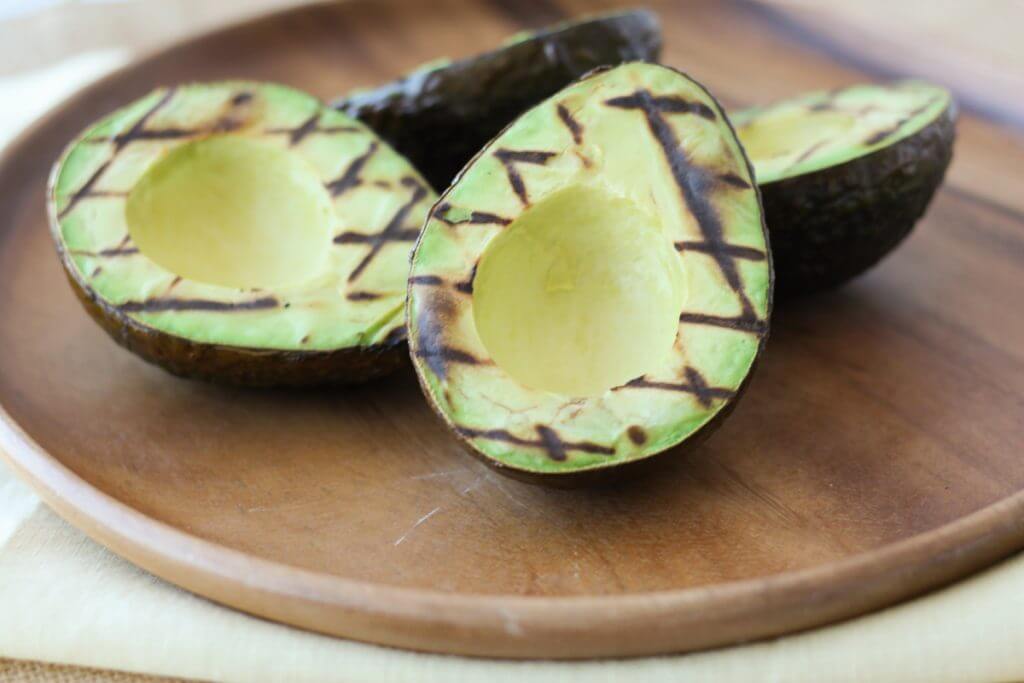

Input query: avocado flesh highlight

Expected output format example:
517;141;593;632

408;62;772;483
733;81;956;296
50;81;436;386
333;10;661;191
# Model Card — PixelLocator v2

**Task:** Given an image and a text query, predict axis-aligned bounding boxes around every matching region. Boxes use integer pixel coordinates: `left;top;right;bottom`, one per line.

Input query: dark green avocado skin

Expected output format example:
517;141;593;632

332;10;661;190
761;103;957;298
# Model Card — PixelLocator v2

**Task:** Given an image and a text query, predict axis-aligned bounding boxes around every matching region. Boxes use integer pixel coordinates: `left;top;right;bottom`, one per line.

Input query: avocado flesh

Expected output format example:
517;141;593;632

408;63;772;483
333;10;661;191
733;81;956;296
50;81;436;386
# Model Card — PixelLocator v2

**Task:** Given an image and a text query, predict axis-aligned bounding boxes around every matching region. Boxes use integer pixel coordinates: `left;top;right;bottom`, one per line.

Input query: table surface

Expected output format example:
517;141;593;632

1;0;1022;681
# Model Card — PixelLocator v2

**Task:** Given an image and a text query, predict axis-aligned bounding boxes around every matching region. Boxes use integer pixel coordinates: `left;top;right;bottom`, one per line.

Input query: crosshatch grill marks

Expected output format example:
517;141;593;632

606;88;764;327
118;295;279;314
556;104;584;144
455;425;615;463
265;112;360;146
58;88;179;220
432;202;512;227
325;142;378;197
615;367;735;409
336;176;429;283
493;149;556;206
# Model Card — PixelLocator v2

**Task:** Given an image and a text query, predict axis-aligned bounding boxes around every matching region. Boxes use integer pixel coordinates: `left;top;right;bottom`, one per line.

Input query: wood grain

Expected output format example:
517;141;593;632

1;0;1023;659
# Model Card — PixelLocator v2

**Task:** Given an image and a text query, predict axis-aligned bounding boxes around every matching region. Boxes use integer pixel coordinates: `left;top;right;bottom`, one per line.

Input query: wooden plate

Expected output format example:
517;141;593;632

2;0;1024;660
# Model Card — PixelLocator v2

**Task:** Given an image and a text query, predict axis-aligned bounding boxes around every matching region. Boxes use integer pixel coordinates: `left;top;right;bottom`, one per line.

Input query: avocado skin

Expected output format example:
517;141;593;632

63;269;407;388
334;11;661;190
761;103;956;298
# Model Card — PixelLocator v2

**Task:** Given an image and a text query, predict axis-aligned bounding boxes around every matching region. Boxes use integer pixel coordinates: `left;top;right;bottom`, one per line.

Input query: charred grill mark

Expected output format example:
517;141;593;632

863;100;938;145
607;89;760;323
718;172;752;189
231;92;253;106
785;140;827;171
679;311;768;335
409;273;472;295
414;295;480;380
556;104;584;144
616;369;734;409
456;425;615;462
346;291;382;301
325;142;378;197
340;177;428;283
60;88;182;220
119;295;279;313
409;275;445;286
627;426;648;445
300;334;311;345
266;113;360;146
415;346;481;370
91;266;102;278
493;148;557;206
372;180;393;189
675;240;766;261
433;202;512;227
455;263;477;295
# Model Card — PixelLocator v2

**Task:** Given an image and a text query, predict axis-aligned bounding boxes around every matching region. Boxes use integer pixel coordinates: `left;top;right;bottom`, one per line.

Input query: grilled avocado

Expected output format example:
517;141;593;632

407;63;772;485
733;81;956;296
334;9;662;191
49;81;436;386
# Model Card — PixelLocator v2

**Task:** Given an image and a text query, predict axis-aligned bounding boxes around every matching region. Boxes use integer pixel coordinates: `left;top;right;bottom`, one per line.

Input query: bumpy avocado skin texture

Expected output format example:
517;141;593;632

760;104;956;298
334;11;661;190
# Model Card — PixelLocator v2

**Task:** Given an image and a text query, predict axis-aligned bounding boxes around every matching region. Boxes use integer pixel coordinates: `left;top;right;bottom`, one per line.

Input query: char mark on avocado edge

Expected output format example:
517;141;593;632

325;141;378;197
783;139;828;171
118;295;279;313
718;172;752;189
433;202;512;227
863;100;937;146
616;368;734;409
675;240;766;262
414;295;480;380
679;311;768;336
337;177;429;283
556;104;584;145
456;425;615;463
627;426;647;445
493;148;557;207
606;88;761;324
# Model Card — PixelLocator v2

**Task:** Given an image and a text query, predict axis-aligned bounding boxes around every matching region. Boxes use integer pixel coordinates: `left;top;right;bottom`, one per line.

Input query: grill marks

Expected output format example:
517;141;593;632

337;177;428;282
266;112;359;146
433;202;512;227
675;240;766;262
493;148;556;206
862;100;937;146
718;172;752;189
325;142;378;197
785;139;828;170
679;311;768;335
58;88;179;220
616;367;735;409
556;104;584;144
119;295;279;314
607;88;766;334
456;425;614;463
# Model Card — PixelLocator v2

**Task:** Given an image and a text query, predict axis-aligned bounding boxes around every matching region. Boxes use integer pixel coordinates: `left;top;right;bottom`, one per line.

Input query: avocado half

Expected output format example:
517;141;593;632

733;81;956;297
49;81;436;386
333;9;661;191
407;62;772;485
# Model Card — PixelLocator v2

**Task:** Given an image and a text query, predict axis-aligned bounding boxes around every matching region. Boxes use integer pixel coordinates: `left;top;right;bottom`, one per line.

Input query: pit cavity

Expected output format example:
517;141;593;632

126;136;333;289
472;184;685;397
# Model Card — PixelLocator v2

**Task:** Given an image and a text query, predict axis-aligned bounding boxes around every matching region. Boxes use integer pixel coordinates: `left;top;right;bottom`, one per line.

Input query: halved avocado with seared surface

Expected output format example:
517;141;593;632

333;9;661;191
407;63;772;485
49;81;436;386
733;81;956;297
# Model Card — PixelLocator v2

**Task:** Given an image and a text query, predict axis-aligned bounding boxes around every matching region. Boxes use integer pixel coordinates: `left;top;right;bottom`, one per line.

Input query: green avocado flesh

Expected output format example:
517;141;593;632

333;10;662;191
408;63;772;481
50;81;436;382
733;81;956;296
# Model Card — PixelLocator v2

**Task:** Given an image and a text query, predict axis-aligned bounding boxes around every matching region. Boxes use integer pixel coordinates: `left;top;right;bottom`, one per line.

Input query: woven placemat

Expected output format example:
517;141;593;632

0;659;199;683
